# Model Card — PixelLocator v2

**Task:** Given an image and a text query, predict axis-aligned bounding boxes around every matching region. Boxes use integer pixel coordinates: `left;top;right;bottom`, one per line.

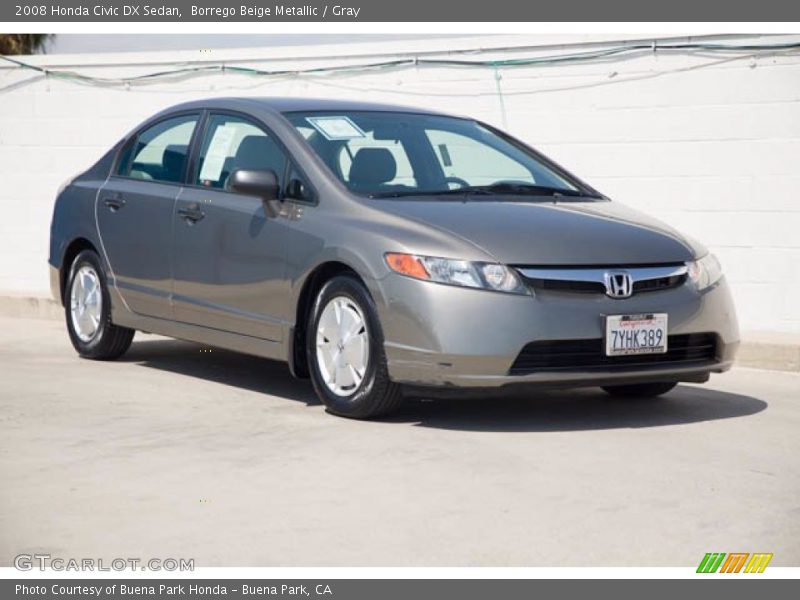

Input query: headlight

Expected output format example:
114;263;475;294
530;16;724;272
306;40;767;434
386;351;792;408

688;253;723;290
385;253;528;295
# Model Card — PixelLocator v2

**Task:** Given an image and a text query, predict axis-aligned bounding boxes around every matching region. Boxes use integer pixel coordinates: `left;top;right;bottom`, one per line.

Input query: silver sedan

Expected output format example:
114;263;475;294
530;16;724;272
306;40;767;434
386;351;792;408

49;97;739;418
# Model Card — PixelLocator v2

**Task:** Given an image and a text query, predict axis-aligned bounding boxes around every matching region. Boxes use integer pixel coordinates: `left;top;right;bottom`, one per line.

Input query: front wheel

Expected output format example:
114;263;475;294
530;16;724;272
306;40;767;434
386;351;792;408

65;249;134;360
601;382;678;398
307;275;402;419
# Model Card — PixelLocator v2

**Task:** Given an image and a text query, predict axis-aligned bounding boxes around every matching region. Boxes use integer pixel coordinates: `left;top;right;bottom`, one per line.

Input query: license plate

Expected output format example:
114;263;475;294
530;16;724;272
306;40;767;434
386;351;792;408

605;313;668;356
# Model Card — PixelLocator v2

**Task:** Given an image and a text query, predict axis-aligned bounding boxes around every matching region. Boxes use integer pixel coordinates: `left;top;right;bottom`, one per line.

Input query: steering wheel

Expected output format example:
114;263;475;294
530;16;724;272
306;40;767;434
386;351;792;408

444;176;470;189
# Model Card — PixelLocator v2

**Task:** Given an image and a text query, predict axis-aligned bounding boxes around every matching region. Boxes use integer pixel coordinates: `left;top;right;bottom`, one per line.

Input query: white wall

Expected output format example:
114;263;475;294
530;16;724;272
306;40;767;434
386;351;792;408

1;34;799;333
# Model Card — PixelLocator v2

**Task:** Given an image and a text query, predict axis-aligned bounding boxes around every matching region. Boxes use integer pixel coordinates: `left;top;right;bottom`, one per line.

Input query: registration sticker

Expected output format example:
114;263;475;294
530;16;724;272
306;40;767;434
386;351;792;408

306;116;366;141
605;313;668;356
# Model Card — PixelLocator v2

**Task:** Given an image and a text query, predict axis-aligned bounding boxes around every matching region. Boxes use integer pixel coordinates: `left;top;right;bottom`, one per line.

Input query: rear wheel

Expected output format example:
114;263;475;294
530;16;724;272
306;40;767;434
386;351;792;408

307;275;403;419
65;249;134;360
602;382;678;398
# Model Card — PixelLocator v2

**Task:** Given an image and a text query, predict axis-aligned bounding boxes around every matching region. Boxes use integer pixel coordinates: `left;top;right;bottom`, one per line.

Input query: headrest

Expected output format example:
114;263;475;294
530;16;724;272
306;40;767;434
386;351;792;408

349;148;397;186
234;135;284;173
162;144;188;181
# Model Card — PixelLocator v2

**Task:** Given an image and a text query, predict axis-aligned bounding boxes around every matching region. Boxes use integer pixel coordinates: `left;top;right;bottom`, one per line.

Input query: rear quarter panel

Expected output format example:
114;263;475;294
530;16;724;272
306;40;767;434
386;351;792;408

49;145;119;303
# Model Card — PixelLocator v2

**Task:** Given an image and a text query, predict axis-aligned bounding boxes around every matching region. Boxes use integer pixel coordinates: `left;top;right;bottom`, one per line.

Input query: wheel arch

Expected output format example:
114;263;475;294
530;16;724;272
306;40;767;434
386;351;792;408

58;237;99;305
289;260;373;379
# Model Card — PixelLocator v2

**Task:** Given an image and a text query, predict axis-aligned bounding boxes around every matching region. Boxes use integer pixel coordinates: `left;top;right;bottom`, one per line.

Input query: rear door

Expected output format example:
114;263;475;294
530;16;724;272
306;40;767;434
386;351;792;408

171;112;292;341
97;113;200;319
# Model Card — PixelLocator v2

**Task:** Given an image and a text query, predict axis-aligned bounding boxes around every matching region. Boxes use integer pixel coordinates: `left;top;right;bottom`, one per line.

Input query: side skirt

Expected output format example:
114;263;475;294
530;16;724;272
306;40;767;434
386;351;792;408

112;307;287;363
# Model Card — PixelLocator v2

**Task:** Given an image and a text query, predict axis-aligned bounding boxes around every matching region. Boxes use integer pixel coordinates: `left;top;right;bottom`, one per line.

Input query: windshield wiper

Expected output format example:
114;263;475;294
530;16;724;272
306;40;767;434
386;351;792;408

368;183;598;200
368;188;495;199
477;182;592;197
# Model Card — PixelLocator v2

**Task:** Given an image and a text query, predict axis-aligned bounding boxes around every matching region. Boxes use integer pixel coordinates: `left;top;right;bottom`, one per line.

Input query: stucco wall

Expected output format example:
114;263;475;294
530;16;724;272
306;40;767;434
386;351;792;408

1;33;798;332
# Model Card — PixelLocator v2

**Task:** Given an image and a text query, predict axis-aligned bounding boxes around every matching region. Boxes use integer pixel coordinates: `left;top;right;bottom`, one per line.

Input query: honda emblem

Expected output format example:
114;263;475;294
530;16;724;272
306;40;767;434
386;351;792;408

604;271;633;298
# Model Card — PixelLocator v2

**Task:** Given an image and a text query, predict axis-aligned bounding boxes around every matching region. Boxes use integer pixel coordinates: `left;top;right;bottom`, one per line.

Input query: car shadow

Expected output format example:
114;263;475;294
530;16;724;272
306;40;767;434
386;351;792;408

392;386;767;432
121;337;767;432
120;337;320;406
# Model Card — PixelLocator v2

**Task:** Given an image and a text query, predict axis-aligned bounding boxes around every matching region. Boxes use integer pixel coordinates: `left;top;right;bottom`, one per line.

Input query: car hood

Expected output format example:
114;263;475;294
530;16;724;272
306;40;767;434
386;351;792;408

375;198;703;265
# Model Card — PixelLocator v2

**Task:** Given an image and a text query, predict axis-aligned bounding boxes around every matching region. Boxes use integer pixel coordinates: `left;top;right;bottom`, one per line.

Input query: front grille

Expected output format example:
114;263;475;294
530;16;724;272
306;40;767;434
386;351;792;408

521;272;686;295
508;333;717;375
633;273;687;294
516;263;690;298
524;277;605;294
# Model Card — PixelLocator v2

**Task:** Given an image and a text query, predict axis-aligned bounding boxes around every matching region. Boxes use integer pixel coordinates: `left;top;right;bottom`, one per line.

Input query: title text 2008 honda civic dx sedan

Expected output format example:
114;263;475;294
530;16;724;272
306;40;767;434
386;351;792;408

49;97;739;418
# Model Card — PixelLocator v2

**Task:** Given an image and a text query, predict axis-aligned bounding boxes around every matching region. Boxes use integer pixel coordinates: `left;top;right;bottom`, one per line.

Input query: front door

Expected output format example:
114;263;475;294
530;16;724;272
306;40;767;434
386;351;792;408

96;113;199;319
171;113;291;341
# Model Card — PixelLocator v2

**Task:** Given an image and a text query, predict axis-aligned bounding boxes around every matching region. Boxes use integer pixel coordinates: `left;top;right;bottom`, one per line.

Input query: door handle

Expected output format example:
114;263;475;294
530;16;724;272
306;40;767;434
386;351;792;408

103;196;126;211
178;203;205;223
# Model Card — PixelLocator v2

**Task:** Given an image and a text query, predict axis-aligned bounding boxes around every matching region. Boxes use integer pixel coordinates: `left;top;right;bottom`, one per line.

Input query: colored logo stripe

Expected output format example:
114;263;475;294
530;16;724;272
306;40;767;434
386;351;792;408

720;553;749;573
697;552;773;573
697;553;726;573
744;553;773;573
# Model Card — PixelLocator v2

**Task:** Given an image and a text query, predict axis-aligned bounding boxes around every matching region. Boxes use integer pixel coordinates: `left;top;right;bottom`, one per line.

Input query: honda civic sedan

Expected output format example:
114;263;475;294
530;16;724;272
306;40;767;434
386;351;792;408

49;97;739;418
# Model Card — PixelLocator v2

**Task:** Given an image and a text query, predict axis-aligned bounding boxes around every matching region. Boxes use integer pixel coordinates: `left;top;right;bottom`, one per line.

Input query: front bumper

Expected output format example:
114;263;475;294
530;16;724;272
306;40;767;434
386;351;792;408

376;273;739;388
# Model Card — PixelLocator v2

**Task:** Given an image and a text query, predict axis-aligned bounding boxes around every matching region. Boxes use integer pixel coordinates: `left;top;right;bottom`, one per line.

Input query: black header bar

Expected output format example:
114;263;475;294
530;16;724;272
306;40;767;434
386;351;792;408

3;0;800;22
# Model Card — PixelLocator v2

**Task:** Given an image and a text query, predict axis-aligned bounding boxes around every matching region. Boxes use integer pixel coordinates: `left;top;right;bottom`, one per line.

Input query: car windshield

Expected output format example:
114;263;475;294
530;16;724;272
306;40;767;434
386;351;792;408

285;111;597;199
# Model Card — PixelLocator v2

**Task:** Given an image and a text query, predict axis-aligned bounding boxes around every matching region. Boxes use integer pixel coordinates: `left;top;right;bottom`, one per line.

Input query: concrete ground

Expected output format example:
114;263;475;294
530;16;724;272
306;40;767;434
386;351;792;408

1;316;798;567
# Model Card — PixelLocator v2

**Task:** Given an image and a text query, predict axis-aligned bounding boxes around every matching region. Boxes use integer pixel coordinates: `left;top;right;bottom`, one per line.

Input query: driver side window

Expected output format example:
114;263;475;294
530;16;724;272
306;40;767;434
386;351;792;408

195;114;287;190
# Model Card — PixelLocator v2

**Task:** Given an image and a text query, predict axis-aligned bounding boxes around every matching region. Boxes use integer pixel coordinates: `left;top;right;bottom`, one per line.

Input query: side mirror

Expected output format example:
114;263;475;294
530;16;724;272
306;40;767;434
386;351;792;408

228;169;281;217
228;169;280;201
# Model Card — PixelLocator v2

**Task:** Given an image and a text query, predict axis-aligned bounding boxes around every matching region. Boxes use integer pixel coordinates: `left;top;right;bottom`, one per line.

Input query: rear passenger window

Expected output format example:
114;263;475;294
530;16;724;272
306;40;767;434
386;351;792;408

195;114;287;190
118;114;198;183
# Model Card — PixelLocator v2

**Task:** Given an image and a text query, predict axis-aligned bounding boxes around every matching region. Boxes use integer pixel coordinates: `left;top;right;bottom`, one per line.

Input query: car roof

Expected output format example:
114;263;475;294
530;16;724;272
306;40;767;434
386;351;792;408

157;96;454;118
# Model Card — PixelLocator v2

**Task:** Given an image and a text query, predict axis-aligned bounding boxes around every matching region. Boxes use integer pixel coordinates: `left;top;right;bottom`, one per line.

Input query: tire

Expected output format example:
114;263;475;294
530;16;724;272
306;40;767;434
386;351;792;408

65;249;134;360
307;275;403;419
601;382;678;398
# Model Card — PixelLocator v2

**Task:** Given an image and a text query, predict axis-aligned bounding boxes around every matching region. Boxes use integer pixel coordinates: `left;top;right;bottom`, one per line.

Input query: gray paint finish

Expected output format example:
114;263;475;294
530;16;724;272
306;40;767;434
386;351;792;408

374;199;701;265
49;96;739;389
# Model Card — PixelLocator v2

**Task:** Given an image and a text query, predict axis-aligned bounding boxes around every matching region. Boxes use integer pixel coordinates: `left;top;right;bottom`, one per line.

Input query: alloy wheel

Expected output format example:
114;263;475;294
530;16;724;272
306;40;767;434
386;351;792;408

70;265;103;342
315;295;370;397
